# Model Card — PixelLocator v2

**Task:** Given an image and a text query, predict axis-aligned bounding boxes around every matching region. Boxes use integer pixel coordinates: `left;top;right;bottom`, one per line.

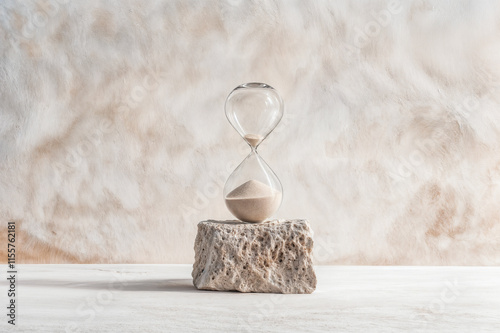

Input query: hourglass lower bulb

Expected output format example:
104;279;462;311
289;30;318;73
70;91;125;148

224;83;284;223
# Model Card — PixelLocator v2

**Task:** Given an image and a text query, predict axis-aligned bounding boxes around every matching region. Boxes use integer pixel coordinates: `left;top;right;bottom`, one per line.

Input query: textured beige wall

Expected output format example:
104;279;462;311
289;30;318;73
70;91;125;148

1;0;500;264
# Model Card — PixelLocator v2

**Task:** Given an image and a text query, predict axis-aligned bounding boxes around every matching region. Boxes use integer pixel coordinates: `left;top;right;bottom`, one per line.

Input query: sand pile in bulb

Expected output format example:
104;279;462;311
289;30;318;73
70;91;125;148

225;180;282;223
244;134;263;147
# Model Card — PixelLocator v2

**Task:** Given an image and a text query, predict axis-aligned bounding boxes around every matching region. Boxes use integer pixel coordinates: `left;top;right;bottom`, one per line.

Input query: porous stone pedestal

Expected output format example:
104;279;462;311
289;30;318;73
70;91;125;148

192;219;316;294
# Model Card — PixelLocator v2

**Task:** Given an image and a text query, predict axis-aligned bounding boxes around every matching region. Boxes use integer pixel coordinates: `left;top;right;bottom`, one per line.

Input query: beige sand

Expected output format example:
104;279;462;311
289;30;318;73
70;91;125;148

244;134;263;147
225;179;282;223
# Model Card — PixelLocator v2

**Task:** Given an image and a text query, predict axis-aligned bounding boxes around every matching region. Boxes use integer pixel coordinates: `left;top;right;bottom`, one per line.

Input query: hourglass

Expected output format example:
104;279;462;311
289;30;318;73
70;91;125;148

224;82;284;223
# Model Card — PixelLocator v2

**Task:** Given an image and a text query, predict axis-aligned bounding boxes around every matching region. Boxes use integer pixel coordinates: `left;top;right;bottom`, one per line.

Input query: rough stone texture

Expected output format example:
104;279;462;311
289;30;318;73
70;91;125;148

192;219;316;294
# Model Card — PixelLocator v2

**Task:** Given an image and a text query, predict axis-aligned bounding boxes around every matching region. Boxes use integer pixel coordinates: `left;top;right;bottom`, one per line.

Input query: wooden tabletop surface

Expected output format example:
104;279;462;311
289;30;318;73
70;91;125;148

5;265;500;332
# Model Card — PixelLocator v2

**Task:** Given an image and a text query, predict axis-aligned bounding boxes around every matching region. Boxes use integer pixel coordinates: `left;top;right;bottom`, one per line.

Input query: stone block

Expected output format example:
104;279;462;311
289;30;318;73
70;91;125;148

192;219;316;294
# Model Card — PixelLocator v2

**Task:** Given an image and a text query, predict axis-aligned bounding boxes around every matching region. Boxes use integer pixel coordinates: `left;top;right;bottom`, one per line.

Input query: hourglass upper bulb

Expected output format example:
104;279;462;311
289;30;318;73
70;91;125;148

225;82;284;148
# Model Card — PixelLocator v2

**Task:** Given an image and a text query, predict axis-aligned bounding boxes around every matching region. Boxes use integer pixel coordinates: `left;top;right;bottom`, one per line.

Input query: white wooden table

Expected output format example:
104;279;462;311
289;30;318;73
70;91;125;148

4;265;500;332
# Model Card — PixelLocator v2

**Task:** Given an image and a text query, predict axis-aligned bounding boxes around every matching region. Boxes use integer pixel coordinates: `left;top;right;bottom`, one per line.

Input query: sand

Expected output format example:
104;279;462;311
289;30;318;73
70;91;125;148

244;134;263;147
225;179;282;223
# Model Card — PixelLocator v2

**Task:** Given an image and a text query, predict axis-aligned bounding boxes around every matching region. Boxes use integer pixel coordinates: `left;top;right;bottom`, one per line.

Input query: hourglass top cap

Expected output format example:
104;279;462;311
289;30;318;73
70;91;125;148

233;82;275;90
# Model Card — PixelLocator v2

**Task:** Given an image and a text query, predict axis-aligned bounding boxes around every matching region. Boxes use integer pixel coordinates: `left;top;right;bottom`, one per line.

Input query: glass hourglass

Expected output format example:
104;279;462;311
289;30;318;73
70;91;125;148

224;82;284;223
